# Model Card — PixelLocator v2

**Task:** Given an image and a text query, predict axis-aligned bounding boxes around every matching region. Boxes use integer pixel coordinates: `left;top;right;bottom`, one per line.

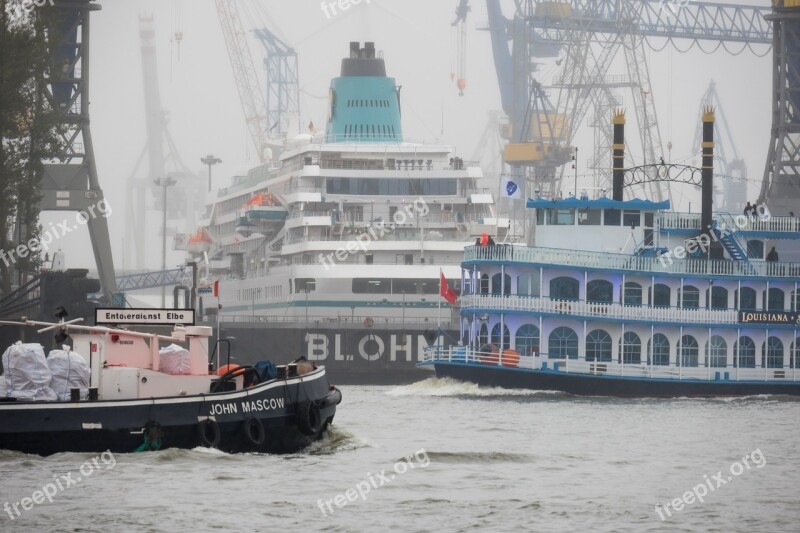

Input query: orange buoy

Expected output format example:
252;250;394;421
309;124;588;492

457;78;466;95
217;364;241;376
500;349;520;368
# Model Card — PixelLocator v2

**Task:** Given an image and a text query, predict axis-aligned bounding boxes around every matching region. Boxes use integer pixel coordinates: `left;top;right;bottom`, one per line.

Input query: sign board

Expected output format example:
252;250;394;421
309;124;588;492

738;311;800;325
95;308;195;326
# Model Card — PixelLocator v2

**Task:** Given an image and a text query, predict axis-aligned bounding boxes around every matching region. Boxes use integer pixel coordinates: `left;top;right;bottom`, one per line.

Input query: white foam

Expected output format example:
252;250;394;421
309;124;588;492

386;377;561;397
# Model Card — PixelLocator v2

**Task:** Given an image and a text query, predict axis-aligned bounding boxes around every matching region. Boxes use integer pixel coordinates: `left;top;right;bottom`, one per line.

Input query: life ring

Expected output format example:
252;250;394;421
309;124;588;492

364;316;374;328
296;400;322;436
242;417;266;446
198;418;221;448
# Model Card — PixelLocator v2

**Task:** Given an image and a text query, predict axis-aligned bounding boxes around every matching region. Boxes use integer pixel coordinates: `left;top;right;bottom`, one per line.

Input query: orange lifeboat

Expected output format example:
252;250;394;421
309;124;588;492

187;229;212;254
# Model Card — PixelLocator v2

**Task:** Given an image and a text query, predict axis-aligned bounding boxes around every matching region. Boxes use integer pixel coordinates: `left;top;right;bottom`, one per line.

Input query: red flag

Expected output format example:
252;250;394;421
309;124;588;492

439;271;458;304
213;280;219;297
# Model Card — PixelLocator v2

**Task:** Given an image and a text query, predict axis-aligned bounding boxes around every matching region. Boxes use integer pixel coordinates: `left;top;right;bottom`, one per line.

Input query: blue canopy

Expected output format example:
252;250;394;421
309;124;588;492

525;197;671;210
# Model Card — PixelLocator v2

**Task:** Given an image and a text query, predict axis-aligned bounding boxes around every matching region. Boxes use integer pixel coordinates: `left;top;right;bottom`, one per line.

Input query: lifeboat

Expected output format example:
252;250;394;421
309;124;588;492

187;229;212;254
245;192;288;225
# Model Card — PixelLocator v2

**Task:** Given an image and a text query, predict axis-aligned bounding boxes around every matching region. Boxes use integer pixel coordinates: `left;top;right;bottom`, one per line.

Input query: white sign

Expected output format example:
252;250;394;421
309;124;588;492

95;309;195;326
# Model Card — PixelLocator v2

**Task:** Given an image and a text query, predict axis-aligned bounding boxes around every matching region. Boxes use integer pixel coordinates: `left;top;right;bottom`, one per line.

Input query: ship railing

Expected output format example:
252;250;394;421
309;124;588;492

218;314;458;327
424;346;799;382
464;245;800;278
658;212;800;235
460;294;738;325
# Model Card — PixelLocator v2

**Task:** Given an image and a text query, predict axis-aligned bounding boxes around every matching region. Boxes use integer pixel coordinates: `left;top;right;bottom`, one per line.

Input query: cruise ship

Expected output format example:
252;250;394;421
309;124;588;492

190;42;499;384
421;110;800;397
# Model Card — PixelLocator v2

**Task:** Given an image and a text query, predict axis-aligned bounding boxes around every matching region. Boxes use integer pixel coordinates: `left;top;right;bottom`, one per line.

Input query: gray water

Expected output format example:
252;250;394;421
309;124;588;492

1;377;798;532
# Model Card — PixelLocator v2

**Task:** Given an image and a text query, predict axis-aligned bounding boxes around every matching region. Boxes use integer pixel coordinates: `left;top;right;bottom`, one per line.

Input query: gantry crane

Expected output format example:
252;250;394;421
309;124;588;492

484;0;771;202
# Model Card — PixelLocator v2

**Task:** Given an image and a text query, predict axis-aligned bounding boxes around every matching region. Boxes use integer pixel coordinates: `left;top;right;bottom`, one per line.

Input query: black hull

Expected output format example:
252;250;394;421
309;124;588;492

0;368;341;456
432;362;800;398
214;322;456;385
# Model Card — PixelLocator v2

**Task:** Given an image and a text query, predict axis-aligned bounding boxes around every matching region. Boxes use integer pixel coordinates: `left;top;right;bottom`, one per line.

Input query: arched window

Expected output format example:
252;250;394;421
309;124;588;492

649;334;670;366
705;335;727;368
793;290;800;312
491;273;511;295
792;337;800;369
477;323;489;346
619;331;641;364
706;286;729;310
679;286;700;309
734;336;755;368
549;276;579;301
762;336;784;368
651;284;671;308
480;274;489;295
586;280;613;303
517;273;531;296
747;239;764;259
764;288;785;311
586;329;612;362
491;323;510;349
623;282;643;306
548;326;578;359
515;324;540;357
678;335;699;367
736;287;757;311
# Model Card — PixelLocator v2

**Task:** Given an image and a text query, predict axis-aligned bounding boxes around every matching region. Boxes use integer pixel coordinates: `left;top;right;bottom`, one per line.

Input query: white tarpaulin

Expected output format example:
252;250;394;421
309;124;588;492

47;349;90;401
159;343;191;375
1;342;57;401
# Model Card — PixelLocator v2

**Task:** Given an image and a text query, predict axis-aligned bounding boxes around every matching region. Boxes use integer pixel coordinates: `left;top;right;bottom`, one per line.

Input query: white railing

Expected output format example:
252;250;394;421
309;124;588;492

461;294;737;325
658;212;800;234
421;346;799;383
464;245;800;278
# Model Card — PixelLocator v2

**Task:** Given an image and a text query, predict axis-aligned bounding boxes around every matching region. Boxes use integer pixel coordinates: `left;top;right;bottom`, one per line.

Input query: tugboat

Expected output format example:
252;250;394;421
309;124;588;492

0;312;342;455
420;110;800;398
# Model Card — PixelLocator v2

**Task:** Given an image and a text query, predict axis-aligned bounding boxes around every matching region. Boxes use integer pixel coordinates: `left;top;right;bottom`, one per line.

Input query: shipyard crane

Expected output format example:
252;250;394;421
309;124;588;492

484;0;771;203
452;0;470;95
215;1;300;162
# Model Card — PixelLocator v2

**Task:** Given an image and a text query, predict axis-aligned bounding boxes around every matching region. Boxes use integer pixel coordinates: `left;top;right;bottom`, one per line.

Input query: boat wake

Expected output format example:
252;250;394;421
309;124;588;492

300;426;370;456
386;377;567;398
422;450;536;464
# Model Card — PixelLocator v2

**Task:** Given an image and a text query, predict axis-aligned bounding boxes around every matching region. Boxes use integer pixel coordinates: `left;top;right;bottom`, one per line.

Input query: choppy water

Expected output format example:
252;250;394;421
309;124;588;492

1;378;799;532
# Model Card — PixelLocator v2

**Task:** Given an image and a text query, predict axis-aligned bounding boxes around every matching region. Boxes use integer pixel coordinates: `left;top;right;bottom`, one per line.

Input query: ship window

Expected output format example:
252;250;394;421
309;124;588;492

553;209;575;225
517;273;539;297
794;290;800;312
706;336;727;368
678;335;699;367
649;334;670;366
515;324;540;357
620;331;641;364
623;282;643;306
651;284;671;308
480;274;489;295
764;288;785;311
644;212;654;227
763;337;784;368
478;323;489;346
706;286;728;310
736;287;757;311
352;278;391;294
393;279;439;295
622;210;641;228
734;336;756;368
550;276;579;301
586;329;612;362
587;280;613;304
491;323;510;349
604;209;621;226
792;338;800;368
548;327;578;359
491;273;511;295
747;239;764;259
578;209;601;225
295;278;315;292
536;209;552;225
679;285;700;308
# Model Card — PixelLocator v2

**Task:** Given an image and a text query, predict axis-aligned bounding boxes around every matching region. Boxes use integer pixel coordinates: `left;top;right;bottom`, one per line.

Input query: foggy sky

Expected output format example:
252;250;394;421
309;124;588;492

39;0;772;272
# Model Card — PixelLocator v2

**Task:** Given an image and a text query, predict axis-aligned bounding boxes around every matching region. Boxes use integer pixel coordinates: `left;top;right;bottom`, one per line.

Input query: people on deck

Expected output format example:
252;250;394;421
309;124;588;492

766;246;779;262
